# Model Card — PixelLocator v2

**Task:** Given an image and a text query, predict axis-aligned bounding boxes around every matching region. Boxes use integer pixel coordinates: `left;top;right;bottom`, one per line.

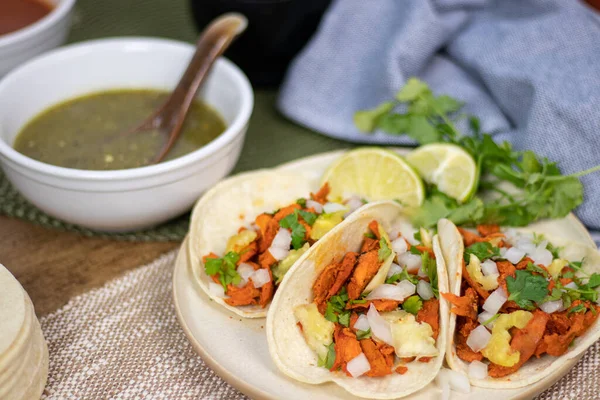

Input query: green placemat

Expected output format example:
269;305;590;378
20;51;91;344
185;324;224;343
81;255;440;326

0;0;349;241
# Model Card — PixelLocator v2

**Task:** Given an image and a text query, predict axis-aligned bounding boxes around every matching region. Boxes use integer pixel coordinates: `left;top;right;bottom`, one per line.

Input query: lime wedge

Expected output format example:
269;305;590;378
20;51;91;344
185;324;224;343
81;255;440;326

406;143;477;203
321;148;425;206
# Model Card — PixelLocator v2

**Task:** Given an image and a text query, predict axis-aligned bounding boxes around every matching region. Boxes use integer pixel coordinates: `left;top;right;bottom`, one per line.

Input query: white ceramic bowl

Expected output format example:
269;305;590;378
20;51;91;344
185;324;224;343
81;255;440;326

0;38;253;231
0;0;76;77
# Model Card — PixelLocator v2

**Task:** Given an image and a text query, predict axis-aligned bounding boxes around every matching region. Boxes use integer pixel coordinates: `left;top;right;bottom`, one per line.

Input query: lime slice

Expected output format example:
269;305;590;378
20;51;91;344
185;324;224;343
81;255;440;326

406;143;477;203
321;148;425;206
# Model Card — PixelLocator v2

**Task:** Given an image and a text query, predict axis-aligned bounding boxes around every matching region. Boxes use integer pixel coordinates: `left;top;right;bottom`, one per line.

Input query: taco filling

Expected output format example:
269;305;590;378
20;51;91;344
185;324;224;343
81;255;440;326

443;225;600;379
202;183;365;308
294;220;442;378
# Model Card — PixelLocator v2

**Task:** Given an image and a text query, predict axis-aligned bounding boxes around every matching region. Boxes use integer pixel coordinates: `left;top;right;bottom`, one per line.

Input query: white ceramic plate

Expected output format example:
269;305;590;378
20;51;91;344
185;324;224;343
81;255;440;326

173;149;596;399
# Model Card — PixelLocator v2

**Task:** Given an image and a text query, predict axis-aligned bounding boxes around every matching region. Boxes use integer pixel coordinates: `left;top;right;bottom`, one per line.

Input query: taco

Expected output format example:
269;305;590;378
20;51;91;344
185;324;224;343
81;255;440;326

438;218;600;388
267;201;450;399
189;169;366;318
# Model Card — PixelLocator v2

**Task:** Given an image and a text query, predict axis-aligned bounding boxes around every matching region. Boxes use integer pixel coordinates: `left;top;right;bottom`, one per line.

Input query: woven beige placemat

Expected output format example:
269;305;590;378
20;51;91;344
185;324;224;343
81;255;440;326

38;249;598;399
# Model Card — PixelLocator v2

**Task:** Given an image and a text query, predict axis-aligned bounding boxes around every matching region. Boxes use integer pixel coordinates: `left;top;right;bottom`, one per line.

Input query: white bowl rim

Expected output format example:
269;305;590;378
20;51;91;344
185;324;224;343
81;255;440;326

0;37;254;181
0;0;77;47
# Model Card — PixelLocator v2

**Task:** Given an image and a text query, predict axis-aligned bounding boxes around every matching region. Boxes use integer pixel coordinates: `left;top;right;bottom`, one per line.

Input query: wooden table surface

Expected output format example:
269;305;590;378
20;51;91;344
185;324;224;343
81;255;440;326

1;216;179;316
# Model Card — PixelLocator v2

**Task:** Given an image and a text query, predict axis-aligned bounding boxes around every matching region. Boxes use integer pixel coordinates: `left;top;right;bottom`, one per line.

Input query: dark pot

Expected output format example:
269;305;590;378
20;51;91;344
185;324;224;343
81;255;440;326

189;0;331;87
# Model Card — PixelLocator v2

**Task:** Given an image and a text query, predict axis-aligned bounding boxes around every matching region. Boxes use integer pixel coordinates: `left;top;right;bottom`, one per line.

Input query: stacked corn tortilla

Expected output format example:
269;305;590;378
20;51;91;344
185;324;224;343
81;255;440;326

0;264;48;400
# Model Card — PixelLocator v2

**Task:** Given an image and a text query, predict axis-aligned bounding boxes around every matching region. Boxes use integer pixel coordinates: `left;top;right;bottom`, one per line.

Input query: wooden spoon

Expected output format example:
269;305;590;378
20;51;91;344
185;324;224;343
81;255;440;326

127;13;248;164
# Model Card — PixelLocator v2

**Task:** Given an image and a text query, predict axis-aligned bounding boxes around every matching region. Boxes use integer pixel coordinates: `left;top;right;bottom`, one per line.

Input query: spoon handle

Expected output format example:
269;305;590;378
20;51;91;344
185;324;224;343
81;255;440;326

153;13;248;163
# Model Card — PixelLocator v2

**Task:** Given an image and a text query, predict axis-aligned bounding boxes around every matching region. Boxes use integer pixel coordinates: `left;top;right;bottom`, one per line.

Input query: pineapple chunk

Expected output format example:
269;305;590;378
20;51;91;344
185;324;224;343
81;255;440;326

294;303;335;360
481;310;533;367
467;254;499;291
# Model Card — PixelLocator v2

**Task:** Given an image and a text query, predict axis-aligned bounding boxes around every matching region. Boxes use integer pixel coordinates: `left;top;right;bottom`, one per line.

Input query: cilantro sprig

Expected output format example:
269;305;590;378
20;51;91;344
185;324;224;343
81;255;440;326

402;295;423;315
421;251;439;298
205;251;242;290
279;210;315;249
356;328;372;340
324;287;351;327
318;343;336;369
464;242;500;263
355;78;600;227
378;238;392;261
386;267;418;285
506;270;548;310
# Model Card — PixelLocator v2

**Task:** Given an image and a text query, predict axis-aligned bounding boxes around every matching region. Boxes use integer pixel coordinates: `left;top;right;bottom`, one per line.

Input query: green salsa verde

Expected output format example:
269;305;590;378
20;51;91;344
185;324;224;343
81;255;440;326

13;89;227;170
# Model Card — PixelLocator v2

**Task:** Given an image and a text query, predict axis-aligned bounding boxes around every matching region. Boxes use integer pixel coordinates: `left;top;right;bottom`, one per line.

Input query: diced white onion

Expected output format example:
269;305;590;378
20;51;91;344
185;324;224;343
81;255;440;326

306;199;323;214
468;360;488;379
495;247;508;260
366;282;414;301
539;299;564;314
208;282;227;298
481;260;499;276
504;247;526;264
436;373;450;400
344;196;364;215
323;202;348;214
354;314;370;332
564;282;578;290
529;247;553;267
438;368;471;394
346;353;371;378
483;287;507;315
418;265;428;278
391;237;408;255
467;325;492;352
250;269;271;288
367;304;393;345
237;263;256;281
515;238;536;254
393;221;419;245
478;311;496;328
397;252;422;273
417;280;434;301
268;228;292;261
386;263;402;278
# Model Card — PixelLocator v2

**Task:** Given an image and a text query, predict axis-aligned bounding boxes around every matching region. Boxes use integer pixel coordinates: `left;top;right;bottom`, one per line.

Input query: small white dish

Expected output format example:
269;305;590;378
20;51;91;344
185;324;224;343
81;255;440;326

0;37;253;231
0;0;76;77
173;149;595;400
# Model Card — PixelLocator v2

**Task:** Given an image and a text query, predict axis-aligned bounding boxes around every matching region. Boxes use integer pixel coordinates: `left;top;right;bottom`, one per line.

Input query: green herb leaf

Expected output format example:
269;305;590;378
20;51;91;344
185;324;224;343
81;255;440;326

299;210;318;225
338;311;351;327
318;343;336;370
403;295;423;315
464;242;500;263
279;210;307;250
354;102;395;133
395;78;429;101
364;232;376;239
356;328;372;340
526;262;550;279
506;270;549;309
324;303;338;323
588;273;600;289
204;252;241;290
568;304;586;315
378;238;392;261
296;198;307;207
421;252;439;297
385;273;402;284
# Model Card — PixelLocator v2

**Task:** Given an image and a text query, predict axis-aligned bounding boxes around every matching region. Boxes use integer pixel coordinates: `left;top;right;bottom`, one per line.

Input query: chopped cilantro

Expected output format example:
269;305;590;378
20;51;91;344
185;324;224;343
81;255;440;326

526;262;550;279
506;270;549;309
318;343;336;369
324;287;350;324
569;261;583;271
364;231;376;239
386;267;418;285
349;298;368;305
378;238;392;261
409;246;422;255
204;251;241;290
413;230;422;243
588;273;600;289
464;242;500;263
279;210;307;249
296;198;307;207
356;328;372;340
543;287;563;303
568;304;586;315
338;311;351;327
402;295;423;315
299;209;318;225
562;271;575;279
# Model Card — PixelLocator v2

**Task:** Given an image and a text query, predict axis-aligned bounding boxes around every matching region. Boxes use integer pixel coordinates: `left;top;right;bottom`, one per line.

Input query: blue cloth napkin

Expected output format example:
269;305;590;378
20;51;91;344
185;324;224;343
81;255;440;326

278;0;600;234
